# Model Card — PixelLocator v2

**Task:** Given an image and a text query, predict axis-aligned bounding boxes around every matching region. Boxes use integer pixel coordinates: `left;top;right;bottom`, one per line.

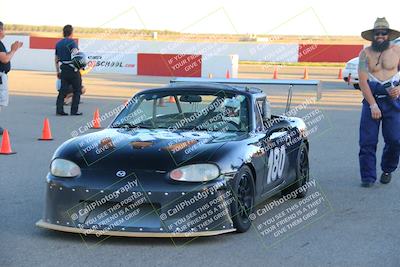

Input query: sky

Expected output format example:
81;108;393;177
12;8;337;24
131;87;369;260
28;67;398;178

1;0;399;36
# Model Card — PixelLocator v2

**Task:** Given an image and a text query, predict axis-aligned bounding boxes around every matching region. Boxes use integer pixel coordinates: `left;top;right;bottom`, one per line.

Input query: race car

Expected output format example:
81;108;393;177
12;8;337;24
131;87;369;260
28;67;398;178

36;82;310;237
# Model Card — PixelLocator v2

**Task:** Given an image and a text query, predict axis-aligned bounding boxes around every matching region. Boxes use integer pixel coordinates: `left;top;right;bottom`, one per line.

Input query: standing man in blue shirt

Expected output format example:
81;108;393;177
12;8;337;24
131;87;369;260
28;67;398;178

0;21;23;135
55;25;82;116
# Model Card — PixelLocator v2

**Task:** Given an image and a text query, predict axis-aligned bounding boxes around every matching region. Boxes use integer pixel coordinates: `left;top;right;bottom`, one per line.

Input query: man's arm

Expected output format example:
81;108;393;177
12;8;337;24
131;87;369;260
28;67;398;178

358;48;381;120
0;41;22;64
397;45;400;75
388;45;400;98
358;49;375;104
55;55;60;78
67;40;79;55
0;50;15;64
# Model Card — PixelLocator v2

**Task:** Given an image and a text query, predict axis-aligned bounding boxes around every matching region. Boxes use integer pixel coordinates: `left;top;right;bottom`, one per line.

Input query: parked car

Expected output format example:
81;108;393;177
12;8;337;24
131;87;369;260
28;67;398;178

343;57;360;89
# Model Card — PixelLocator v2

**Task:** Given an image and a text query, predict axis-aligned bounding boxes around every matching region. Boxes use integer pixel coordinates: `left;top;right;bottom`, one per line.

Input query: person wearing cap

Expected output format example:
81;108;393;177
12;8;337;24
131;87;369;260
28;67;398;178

55;25;83;116
0;21;23;135
358;17;400;187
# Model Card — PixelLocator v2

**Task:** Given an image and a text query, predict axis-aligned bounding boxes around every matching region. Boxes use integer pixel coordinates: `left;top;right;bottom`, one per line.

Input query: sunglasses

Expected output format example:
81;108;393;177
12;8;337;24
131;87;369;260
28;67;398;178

374;30;389;36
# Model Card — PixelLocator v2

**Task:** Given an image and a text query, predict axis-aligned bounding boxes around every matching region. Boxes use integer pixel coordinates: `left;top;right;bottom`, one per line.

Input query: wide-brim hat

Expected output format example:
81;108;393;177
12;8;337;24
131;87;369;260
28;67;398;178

361;17;400;41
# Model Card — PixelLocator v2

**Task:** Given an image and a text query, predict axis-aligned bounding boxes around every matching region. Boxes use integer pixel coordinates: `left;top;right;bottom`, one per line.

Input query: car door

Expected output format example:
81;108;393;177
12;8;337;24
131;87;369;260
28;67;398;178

262;128;292;193
253;100;283;194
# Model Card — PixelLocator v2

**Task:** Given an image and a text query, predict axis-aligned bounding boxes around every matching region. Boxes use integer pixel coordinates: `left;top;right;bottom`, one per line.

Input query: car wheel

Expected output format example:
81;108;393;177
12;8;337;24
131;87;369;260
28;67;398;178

281;142;309;199
353;84;360;90
231;166;255;233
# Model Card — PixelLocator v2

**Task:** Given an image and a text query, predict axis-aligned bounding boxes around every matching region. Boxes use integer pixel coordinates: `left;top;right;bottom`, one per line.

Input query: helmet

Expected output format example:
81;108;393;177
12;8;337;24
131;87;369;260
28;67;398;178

223;98;240;117
224;98;241;110
71;51;87;69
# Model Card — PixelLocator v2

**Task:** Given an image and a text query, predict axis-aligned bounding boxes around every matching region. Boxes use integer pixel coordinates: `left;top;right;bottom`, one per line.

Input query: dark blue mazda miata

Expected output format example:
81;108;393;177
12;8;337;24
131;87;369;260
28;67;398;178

37;82;309;237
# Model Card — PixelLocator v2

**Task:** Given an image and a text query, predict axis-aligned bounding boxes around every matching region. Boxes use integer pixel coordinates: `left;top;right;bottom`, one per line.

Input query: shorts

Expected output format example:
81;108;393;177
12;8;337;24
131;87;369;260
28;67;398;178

0;72;9;107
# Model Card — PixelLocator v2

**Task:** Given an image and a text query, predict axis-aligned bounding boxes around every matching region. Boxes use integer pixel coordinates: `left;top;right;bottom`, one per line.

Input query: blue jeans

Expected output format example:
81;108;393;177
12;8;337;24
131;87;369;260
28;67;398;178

359;82;400;182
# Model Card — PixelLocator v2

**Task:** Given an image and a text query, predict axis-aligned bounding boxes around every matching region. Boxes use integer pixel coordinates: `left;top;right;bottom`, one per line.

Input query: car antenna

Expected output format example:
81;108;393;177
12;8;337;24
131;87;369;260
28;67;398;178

285;84;294;114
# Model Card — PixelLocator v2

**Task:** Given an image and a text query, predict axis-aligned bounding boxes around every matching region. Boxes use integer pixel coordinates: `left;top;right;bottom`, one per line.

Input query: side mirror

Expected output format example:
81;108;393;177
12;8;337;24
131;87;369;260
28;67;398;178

263;100;272;120
267;130;290;145
269;131;287;140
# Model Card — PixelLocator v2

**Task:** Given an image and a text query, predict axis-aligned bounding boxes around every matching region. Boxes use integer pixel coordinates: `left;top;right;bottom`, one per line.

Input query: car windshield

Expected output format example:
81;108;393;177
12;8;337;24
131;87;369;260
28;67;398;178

112;91;250;132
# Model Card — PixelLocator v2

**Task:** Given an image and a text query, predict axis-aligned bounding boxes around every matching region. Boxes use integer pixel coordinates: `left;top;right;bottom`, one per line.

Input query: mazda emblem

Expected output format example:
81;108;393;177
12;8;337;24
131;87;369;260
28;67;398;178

116;171;126;177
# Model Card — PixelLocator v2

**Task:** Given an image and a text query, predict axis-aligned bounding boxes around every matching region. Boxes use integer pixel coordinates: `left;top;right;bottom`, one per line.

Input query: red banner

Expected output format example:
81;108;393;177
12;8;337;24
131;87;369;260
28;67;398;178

298;44;363;62
30;36;79;50
137;53;202;77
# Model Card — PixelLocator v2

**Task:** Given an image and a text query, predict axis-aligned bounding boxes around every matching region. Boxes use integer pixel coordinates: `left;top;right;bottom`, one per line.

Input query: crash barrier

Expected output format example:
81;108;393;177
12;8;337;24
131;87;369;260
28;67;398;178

10;49;237;78
78;38;362;63
170;77;322;100
298;44;363;62
3;35;363;70
137;53;238;78
3;36;239;77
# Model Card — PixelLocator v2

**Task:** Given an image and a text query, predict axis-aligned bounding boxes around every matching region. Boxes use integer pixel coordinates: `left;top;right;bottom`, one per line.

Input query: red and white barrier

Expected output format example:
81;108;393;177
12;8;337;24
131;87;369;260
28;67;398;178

137;53;202;77
298;44;364;62
30;36;79;49
202;55;238;78
136;53;238;78
86;52;137;74
3;35;363;77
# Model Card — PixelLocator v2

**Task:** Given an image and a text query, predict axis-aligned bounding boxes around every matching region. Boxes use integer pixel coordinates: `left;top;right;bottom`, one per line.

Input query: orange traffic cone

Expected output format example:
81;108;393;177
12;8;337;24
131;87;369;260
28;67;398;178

0;129;16;155
91;108;102;129
303;67;309;80
273;67;278;79
168;96;176;103
338;69;343;79
38;118;53;141
226;70;230;79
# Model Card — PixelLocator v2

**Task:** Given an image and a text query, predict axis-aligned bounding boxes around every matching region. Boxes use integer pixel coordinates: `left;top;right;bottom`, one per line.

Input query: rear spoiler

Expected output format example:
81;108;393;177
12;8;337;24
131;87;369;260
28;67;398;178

170;77;322;112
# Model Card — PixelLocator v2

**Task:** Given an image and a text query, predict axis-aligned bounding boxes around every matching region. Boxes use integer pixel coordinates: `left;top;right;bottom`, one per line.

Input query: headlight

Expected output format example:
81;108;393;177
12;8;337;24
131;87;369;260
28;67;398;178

50;159;81;177
170;164;220;182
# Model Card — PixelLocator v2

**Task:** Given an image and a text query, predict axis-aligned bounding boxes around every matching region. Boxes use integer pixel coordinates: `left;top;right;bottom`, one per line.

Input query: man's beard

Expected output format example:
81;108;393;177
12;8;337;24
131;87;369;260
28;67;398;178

371;39;390;52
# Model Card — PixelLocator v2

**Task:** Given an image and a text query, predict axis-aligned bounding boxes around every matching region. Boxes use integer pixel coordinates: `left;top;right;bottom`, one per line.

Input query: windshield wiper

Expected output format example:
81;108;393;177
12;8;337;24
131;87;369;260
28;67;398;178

112;122;153;129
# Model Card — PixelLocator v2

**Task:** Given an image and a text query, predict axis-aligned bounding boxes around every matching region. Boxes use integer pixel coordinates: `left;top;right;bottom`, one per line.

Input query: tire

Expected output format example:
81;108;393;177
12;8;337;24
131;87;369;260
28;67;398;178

231;166;255;233
353;83;360;90
281;142;309;199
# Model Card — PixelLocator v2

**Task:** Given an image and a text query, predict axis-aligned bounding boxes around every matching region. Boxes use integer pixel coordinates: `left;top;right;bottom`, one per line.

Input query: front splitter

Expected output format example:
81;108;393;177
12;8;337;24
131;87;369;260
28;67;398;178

36;220;236;238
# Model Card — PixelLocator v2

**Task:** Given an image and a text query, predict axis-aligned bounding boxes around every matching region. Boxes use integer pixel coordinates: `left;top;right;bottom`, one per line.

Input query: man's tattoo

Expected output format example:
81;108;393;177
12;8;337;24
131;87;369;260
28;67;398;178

358;50;368;73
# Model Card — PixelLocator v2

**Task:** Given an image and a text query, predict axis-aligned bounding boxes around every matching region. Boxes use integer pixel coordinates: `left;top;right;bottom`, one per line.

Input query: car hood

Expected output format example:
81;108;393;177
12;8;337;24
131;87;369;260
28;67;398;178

347;57;359;65
54;128;247;171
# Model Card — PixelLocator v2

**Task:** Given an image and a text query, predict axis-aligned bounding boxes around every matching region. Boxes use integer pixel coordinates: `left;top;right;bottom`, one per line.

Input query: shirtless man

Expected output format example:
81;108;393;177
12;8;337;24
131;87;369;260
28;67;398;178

358;17;400;187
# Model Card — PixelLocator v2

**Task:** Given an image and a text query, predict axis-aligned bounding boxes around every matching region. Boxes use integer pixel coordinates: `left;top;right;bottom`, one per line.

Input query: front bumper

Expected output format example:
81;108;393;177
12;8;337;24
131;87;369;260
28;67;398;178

36;220;235;237
37;176;237;237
